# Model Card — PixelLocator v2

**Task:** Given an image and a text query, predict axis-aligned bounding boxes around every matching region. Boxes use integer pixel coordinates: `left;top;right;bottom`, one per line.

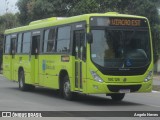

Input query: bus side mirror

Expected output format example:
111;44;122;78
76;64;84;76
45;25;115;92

87;33;93;44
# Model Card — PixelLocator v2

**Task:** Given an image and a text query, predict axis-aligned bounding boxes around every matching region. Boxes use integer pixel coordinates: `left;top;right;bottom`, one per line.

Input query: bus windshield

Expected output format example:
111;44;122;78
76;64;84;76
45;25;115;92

91;29;151;69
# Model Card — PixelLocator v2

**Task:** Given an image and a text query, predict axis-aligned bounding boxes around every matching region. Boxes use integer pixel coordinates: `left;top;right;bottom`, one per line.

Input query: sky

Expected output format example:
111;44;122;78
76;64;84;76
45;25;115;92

0;0;19;15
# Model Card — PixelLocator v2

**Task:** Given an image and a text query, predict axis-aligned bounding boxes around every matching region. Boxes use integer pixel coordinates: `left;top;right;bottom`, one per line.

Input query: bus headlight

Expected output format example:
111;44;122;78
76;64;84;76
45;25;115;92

144;71;153;82
90;71;103;83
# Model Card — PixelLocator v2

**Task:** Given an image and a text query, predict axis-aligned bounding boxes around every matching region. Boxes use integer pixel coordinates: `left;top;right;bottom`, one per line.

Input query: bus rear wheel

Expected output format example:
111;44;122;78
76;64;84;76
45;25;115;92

110;93;125;101
18;70;35;91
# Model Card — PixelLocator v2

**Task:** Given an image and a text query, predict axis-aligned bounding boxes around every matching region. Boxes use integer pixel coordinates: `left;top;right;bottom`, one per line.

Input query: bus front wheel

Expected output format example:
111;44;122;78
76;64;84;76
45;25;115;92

110;93;125;101
63;75;73;100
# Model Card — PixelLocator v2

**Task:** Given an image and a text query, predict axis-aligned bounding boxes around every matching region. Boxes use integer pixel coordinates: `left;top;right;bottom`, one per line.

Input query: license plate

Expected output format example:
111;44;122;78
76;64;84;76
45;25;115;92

119;89;130;93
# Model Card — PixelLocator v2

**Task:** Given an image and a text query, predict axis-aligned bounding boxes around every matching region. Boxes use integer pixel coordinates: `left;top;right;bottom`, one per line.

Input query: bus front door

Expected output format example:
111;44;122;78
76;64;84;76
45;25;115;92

74;30;86;92
31;35;40;84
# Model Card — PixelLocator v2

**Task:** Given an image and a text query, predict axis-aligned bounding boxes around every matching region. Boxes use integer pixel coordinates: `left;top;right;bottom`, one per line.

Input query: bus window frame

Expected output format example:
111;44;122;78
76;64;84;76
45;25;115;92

4;21;87;56
71;22;87;61
56;25;72;53
16;33;23;54
42;27;57;54
22;32;32;54
10;34;17;55
31;30;41;55
4;35;11;55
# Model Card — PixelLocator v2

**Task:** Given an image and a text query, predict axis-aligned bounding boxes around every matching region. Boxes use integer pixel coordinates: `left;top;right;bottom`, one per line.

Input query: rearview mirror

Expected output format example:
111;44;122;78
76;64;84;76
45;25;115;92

86;33;93;44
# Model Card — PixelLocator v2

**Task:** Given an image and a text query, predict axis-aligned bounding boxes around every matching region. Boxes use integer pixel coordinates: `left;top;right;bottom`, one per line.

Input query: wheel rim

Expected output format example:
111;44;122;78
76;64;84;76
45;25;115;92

64;81;70;97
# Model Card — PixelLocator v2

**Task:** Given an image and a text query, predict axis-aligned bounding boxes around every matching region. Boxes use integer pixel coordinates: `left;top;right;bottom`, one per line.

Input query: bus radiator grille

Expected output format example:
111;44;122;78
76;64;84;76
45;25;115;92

107;85;141;92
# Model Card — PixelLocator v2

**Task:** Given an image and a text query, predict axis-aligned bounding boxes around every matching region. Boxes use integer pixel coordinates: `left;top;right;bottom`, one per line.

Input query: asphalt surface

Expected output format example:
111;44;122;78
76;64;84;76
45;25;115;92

0;74;160;120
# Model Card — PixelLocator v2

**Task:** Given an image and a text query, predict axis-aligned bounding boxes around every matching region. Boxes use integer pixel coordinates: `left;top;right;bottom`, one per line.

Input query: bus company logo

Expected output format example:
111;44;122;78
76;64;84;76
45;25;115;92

2;112;11;117
42;60;46;71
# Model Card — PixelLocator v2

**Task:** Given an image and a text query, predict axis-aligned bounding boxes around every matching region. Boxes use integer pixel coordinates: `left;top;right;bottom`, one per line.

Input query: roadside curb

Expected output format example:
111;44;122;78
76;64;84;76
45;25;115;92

152;90;160;93
152;84;160;91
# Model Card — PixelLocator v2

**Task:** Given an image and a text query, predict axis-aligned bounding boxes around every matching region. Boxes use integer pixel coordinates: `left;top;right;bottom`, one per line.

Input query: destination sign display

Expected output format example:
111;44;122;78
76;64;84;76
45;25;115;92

90;17;148;27
110;18;141;27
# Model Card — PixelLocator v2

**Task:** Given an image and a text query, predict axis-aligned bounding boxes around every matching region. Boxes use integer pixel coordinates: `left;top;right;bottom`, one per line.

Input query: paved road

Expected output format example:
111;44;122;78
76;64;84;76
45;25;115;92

0;74;160;120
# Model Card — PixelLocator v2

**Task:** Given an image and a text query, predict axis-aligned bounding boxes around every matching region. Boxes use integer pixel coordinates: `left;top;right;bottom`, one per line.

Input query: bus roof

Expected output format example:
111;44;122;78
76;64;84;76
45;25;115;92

4;12;147;34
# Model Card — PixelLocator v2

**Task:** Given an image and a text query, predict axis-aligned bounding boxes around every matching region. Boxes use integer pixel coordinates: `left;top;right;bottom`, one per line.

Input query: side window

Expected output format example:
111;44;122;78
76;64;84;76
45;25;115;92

43;28;56;53
17;33;22;53
22;32;31;53
56;26;71;52
4;35;11;54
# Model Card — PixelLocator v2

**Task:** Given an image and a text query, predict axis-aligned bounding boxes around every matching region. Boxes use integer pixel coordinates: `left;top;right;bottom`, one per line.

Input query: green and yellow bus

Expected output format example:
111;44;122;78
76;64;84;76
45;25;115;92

3;12;153;101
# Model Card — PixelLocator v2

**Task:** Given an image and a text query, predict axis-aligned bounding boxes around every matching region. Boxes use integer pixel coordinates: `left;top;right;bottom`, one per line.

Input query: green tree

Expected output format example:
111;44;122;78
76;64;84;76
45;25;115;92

0;13;20;66
0;13;19;31
16;0;31;25
17;0;79;24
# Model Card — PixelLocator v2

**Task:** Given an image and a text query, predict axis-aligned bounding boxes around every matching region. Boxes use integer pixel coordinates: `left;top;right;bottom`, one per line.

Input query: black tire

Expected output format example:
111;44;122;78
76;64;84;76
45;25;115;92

62;75;74;100
110;93;125;101
18;70;35;91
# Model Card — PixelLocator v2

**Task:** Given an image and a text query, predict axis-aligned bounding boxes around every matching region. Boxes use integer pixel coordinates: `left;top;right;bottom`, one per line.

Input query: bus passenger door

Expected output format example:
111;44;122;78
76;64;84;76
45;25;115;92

74;30;86;91
31;35;40;84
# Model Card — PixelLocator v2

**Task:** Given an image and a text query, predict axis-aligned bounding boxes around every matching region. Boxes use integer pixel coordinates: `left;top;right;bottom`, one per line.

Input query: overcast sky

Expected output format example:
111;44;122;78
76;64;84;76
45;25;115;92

0;0;19;15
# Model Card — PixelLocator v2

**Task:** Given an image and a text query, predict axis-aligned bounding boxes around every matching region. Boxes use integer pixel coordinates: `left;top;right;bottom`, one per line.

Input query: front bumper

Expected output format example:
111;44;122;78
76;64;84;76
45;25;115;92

86;79;152;94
